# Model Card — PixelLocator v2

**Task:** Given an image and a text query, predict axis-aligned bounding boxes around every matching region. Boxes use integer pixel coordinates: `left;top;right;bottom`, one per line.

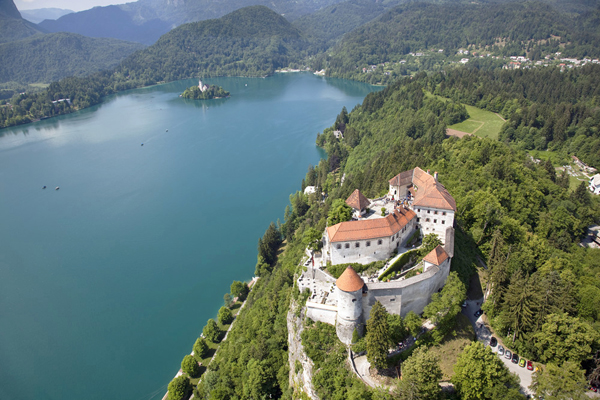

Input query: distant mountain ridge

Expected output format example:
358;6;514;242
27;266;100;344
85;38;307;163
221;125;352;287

0;0;45;44
20;8;73;24
37;0;347;44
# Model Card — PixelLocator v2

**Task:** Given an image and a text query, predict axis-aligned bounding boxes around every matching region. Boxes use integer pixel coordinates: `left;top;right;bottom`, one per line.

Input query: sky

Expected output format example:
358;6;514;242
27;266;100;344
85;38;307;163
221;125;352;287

14;0;126;12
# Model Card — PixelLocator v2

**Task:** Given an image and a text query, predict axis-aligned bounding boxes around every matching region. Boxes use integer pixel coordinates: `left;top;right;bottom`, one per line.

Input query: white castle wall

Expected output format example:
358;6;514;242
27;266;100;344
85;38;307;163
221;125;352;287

306;303;338;325
326;218;417;265
414;207;454;243
363;257;451;320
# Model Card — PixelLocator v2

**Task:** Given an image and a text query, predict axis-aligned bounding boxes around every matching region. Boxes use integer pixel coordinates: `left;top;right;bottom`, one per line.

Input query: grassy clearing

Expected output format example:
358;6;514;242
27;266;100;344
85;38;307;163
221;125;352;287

428;313;476;381
449;105;505;140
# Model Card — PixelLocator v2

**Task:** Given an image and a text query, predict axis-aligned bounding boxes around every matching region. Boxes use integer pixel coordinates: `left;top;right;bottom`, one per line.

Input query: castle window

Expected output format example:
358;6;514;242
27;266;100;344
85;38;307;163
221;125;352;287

427;210;430;214
434;219;437;223
355;242;360;248
442;212;446;216
352;299;357;302
336;244;341;249
442;220;446;224
345;243;350;249
426;218;430;222
417;208;420;212
434;211;438;215
378;239;383;245
390;298;396;302
366;241;371;247
417;218;420;222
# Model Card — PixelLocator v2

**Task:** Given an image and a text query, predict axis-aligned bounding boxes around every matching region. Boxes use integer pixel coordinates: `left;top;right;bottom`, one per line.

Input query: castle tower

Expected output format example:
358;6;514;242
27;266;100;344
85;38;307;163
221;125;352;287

335;267;364;344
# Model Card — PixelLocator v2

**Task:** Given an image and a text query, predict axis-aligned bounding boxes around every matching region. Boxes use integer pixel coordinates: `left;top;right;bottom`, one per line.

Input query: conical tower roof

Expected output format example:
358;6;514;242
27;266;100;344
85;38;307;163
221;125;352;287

336;266;365;292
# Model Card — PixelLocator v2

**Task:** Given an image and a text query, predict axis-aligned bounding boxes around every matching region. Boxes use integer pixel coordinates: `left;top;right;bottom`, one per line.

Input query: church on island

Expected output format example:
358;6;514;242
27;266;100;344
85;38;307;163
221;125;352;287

298;167;456;344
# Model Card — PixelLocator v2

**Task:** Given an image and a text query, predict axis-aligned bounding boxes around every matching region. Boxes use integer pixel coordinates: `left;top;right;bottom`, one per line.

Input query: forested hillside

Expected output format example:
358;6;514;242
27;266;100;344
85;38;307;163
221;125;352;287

0;33;144;84
322;1;600;83
186;63;600;400
119;6;307;81
310;68;600;396
0;0;44;44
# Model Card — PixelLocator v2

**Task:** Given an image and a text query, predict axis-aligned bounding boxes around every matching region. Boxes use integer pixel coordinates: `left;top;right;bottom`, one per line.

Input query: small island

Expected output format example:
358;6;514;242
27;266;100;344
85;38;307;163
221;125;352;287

181;80;230;100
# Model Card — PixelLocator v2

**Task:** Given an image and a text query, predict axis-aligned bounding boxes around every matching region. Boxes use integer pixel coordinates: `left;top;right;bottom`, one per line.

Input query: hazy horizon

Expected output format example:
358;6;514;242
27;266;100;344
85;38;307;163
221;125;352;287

14;0;126;12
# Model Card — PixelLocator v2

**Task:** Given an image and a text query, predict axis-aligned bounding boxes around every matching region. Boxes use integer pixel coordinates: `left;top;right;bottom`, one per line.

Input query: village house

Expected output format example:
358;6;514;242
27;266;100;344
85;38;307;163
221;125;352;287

590;174;600;195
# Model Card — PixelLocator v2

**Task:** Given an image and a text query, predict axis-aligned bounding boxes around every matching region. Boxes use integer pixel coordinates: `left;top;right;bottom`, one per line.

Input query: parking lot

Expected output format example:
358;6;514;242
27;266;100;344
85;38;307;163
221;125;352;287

463;299;533;395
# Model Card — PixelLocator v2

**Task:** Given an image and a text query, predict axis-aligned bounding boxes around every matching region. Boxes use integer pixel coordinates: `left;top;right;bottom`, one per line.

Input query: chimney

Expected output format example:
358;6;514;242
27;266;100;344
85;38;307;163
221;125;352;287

434;171;438;181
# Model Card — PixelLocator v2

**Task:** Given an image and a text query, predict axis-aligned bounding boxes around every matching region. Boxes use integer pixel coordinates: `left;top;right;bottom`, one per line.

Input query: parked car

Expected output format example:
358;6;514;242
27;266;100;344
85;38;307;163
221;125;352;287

589;385;598;392
512;353;519;364
505;350;512;360
474;309;483;317
519;358;526;367
498;345;505;356
490;337;498;347
527;360;533;371
462;300;467;308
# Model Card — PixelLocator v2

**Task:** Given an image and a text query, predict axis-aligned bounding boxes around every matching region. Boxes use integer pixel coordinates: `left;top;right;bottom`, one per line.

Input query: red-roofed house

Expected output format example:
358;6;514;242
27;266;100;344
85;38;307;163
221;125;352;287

389;167;455;243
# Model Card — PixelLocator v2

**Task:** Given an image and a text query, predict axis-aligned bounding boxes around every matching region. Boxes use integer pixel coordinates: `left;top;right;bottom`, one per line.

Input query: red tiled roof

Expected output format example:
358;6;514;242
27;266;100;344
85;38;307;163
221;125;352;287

423;245;449;266
412;182;456;211
346;189;370;211
388;167;455;211
336;267;365;292
327;208;416;242
388;169;413;187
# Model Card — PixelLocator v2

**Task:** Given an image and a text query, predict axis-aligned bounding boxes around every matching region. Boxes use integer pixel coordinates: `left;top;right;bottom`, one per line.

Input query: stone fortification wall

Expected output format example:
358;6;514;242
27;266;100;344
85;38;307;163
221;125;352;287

306;302;337;325
363;257;451;319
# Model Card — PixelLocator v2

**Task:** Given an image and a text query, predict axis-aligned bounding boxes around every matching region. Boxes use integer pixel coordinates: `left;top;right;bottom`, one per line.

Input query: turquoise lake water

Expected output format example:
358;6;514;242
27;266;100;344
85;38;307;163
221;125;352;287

0;73;379;400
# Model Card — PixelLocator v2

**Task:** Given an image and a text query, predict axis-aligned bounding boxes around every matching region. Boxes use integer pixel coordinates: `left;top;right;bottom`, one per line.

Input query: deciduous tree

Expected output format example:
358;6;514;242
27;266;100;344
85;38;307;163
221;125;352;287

217;306;234;325
203;319;220;343
181;354;201;377
533;313;599;364
327;198;352;226
531;362;588;400
168;375;191;400
395;347;441;400
193;337;208;358
452;342;521;400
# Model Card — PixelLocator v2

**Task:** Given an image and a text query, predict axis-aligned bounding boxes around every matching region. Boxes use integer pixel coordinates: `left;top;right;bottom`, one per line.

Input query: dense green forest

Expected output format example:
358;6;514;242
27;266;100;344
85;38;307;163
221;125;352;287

0;33;144;84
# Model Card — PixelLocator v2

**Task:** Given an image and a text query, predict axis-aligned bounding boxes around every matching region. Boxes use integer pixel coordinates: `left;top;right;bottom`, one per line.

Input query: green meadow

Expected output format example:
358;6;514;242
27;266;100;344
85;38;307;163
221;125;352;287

448;104;505;140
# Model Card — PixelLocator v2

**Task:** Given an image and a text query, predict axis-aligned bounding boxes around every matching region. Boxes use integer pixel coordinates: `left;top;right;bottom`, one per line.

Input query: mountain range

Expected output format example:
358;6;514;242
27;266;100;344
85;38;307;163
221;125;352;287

20;7;72;24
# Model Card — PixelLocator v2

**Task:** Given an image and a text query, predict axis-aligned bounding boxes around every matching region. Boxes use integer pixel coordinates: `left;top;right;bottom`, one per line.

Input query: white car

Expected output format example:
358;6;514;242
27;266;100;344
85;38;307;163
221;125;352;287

497;345;505;356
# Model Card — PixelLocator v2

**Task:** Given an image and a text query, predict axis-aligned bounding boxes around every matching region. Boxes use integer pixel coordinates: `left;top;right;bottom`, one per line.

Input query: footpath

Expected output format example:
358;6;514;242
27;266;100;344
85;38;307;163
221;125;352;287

161;277;259;400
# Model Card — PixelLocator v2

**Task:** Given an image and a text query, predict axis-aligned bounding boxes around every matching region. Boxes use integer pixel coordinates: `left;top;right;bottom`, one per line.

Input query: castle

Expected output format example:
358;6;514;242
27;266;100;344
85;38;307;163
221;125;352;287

298;167;456;344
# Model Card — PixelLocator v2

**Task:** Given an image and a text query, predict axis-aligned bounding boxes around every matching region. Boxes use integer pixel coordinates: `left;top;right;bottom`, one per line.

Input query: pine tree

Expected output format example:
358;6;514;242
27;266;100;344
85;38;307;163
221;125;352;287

366;301;391;371
500;270;538;341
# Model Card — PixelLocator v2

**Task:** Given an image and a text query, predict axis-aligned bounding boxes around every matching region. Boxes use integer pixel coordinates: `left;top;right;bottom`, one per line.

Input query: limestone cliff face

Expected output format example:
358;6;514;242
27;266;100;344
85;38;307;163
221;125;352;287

287;299;319;400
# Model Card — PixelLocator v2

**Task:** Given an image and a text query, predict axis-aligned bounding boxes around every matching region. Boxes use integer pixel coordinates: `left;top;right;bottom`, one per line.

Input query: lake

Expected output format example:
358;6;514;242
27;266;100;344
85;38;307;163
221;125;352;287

0;73;379;400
